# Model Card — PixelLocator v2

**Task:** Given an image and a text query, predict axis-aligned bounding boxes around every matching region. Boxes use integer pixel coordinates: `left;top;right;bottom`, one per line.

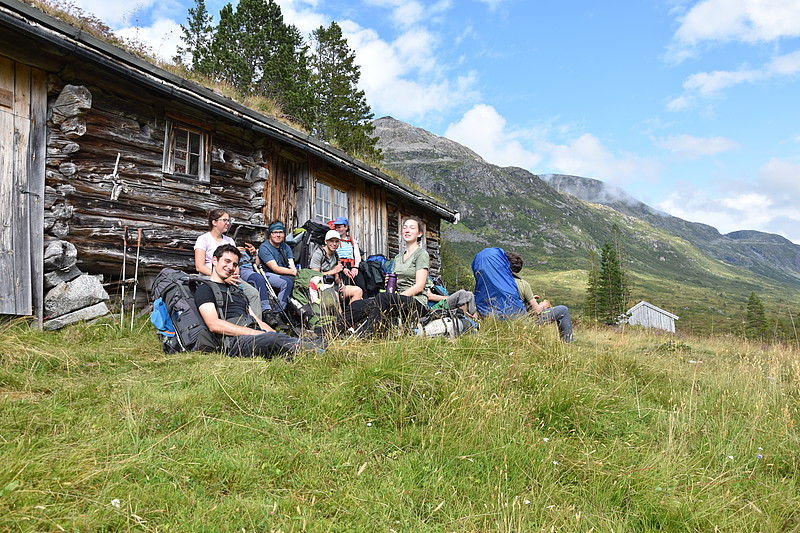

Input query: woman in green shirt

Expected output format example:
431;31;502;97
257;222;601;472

388;216;430;317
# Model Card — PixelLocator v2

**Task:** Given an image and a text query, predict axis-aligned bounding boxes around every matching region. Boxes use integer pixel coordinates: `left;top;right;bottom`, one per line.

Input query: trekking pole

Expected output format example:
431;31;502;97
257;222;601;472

130;228;143;331
120;226;128;328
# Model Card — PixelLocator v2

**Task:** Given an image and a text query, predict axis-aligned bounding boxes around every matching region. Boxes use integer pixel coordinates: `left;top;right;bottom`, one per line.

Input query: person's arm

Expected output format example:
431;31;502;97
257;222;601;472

427;289;446;303
401;267;428;298
194;248;212;276
198;301;264;336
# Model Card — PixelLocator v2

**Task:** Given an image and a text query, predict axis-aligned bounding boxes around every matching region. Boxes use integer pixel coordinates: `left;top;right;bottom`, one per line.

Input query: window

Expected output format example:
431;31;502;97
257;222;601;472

163;120;210;182
314;181;348;222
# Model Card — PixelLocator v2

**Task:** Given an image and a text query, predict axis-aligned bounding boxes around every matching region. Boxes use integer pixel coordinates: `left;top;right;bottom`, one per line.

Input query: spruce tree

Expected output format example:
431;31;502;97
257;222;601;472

309;22;381;163
174;0;213;70
745;292;767;340
183;0;316;128
587;233;631;325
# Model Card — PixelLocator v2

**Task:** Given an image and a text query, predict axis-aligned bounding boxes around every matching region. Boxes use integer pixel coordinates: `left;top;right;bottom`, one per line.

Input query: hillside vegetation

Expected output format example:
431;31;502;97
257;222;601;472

2;318;800;531
374;117;800;338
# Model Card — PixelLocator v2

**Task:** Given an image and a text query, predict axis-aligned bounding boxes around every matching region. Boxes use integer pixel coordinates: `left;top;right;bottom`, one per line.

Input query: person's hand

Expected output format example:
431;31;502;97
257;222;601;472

331;263;344;275
342;267;355;279
244;242;257;255
540;300;551;310
289;267;298;277
226;272;242;286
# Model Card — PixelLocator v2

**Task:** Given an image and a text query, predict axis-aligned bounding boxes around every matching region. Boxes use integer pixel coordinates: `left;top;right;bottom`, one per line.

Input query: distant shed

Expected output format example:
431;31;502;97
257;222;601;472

624;301;679;333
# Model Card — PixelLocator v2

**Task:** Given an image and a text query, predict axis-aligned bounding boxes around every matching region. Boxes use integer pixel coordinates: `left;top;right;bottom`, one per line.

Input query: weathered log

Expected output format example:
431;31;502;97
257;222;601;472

50;84;92;125
61;116;87;138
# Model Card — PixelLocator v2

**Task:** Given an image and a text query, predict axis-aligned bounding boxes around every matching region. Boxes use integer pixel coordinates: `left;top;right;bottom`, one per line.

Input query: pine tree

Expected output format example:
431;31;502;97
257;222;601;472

174;0;213;70
309;22;381;163
182;0;316;128
745;292;766;340
586;231;631;325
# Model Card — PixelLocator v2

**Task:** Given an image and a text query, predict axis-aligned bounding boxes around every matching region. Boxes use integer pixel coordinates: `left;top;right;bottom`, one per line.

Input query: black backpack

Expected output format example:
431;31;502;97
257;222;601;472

150;268;225;353
291;220;332;269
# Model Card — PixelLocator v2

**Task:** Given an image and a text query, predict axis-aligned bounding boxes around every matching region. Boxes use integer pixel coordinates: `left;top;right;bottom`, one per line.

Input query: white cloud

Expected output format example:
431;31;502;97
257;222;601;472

657;157;800;243
445;105;542;168
668;50;800;110
116;18;183;61
667;0;800;62
539;134;661;186
342;22;479;121
476;0;510;9
67;0;159;27
362;0;425;28
653;134;739;158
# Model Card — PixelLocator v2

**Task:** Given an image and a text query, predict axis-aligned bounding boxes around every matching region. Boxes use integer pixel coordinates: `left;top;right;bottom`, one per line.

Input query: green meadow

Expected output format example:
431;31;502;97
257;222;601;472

2;316;799;531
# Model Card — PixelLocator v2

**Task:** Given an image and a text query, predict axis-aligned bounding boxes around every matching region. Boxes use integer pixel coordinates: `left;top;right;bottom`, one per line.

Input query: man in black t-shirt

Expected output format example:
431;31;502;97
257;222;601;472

196;244;319;358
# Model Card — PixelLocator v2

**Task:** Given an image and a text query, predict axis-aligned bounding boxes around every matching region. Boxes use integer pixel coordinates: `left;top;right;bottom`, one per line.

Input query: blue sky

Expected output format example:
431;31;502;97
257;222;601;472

71;0;800;243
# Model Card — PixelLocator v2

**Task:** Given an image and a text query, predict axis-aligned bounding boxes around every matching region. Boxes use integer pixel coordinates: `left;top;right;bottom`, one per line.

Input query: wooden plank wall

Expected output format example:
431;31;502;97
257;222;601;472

0;56;41;316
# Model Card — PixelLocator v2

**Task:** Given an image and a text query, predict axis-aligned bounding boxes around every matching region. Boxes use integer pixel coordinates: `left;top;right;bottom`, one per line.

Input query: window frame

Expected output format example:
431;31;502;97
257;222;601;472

162;119;211;183
313;180;349;223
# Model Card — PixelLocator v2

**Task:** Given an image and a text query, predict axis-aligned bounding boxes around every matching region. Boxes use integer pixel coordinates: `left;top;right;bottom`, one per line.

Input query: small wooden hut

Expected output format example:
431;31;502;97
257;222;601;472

624;301;679;333
0;0;458;323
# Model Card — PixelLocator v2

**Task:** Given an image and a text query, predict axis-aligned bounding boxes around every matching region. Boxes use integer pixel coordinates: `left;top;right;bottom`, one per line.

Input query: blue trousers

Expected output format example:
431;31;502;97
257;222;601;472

539;305;573;342
263;272;295;312
240;267;271;312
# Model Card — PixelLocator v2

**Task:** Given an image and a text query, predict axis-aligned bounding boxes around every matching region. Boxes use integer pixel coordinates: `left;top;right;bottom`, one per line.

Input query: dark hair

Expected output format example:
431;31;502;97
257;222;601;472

213;244;241;260
506;251;524;274
207;209;227;229
402;216;425;242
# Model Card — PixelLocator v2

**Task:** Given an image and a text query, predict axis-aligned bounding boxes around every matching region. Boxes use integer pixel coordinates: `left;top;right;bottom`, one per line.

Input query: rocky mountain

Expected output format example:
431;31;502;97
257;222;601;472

373;116;800;288
543;174;800;284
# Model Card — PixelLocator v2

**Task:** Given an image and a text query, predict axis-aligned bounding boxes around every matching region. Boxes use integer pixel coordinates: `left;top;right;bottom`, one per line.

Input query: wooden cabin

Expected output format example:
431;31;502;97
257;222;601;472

0;0;458;323
624;301;679;333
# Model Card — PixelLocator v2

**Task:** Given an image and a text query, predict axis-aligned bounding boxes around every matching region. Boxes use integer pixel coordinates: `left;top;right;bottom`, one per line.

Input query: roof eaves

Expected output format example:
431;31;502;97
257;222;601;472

1;0;458;223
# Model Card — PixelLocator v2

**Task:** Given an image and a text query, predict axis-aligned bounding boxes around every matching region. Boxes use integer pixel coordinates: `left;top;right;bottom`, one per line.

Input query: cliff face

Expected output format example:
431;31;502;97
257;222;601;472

374;116;800;286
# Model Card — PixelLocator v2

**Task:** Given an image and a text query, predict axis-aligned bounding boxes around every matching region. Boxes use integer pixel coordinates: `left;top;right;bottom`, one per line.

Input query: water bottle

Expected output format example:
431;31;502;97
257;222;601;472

386;273;397;293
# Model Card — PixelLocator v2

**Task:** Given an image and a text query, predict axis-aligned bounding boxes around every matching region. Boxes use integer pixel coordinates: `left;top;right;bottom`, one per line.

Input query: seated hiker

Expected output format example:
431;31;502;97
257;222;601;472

195;244;322;358
506;251;573;342
257;220;297;312
331;217;368;294
194;209;267;317
378;216;431;322
426;280;478;317
309;230;363;306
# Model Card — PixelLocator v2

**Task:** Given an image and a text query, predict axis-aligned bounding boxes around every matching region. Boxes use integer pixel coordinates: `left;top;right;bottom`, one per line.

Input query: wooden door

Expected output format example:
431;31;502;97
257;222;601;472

0;57;46;320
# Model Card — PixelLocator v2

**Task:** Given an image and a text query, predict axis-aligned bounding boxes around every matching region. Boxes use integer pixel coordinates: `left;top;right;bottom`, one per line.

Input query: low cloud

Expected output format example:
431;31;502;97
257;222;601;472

653;134;739;158
538;134;661;186
668;50;800;110
656;157;800;243
445;105;542;168
666;0;800;63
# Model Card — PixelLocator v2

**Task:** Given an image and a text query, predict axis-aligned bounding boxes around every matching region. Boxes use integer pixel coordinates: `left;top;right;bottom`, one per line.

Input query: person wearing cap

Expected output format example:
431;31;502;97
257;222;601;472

257;220;296;312
332;217;367;294
309;230;363;305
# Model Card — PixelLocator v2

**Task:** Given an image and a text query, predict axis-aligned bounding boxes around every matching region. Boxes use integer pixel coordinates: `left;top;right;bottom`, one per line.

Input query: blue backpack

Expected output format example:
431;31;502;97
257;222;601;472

472;248;526;318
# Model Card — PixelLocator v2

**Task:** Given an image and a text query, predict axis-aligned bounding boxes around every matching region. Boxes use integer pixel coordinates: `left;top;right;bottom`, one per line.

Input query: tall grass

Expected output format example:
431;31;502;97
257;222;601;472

2;317;799;531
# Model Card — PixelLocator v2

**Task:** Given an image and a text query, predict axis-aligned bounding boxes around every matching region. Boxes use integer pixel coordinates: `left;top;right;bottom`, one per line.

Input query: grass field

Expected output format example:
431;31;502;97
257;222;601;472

2;316;800;531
